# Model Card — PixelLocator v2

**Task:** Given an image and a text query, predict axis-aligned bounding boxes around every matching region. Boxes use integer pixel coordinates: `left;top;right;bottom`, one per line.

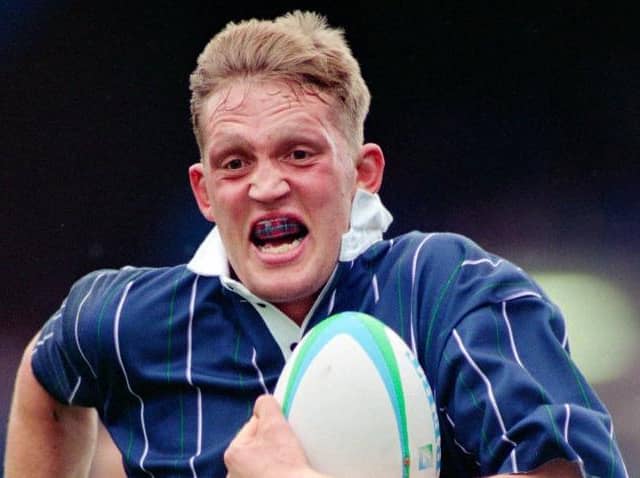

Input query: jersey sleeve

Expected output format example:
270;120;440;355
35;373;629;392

31;270;117;407
426;236;627;477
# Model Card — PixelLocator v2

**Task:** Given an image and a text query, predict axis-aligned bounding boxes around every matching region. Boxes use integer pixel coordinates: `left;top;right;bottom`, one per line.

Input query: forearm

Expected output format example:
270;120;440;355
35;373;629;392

4;336;98;478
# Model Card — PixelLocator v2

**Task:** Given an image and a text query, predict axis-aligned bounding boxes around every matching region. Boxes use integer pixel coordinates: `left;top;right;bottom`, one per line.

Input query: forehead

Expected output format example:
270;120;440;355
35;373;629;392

201;79;340;140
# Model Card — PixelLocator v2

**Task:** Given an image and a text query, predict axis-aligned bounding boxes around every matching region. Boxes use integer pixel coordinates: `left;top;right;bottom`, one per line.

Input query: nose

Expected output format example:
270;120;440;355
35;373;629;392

248;160;290;203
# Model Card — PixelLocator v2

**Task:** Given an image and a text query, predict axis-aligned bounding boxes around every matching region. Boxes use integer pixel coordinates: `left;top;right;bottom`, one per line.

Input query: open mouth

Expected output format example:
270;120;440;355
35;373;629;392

251;217;309;254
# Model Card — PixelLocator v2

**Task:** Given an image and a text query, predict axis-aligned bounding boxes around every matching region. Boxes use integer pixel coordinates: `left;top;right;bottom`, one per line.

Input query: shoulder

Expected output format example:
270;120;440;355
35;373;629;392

383;231;538;287
366;231;487;263
363;230;547;346
364;231;511;283
397;231;496;263
354;230;544;332
68;264;192;296
42;264;203;366
59;264;202;330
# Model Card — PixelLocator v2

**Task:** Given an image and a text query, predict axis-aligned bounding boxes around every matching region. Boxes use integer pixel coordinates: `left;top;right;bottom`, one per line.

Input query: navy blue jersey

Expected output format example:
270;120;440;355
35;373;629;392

32;231;627;477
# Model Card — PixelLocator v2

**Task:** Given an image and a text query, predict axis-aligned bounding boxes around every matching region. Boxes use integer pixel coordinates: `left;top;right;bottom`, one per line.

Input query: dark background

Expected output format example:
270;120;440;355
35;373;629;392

2;1;639;475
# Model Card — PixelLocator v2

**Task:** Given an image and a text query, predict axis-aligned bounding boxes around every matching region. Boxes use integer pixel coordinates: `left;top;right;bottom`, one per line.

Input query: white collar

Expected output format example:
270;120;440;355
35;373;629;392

187;188;393;276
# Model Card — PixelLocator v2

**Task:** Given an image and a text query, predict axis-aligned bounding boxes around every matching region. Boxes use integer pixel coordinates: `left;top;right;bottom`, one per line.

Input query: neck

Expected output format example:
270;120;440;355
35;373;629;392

229;266;316;326
276;296;317;326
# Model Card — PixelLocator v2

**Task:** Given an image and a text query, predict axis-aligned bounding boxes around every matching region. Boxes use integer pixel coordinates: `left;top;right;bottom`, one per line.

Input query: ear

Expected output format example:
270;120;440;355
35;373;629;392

355;143;385;193
188;163;216;222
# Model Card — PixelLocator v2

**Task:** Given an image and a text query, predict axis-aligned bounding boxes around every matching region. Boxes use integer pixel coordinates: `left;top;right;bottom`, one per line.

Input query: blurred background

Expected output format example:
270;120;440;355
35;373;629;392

2;1;638;476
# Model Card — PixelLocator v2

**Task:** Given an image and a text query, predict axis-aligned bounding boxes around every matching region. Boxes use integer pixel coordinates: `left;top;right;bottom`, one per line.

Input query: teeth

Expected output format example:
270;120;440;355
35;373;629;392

254;218;304;241
258;238;301;254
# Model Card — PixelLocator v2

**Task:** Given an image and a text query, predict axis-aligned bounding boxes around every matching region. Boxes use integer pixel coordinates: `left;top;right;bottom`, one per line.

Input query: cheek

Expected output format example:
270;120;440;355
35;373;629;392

208;184;246;226
308;181;349;219
317;189;354;235
309;169;355;219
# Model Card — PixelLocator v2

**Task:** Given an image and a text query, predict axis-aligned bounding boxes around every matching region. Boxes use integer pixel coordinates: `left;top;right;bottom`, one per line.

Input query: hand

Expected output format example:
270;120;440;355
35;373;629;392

224;394;330;478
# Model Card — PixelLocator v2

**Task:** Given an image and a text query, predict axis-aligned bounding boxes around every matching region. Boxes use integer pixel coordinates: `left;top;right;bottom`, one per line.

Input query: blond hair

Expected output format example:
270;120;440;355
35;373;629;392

189;11;370;156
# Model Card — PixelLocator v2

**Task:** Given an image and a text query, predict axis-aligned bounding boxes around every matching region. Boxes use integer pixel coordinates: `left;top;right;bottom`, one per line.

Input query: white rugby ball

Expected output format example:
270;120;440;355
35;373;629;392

274;311;440;478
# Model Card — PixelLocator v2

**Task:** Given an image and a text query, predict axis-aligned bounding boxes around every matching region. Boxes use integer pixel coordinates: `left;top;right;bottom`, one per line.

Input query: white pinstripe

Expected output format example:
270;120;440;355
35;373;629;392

74;272;107;379
452;328;518;473
410;234;434;355
251;348;268;394
499;291;574;365
564;404;587;468
500;291;550;367
114;280;154;478
456;438;478;462
563;403;571;442
440;408;481;465
510;449;519;473
67;377;82;404
461;257;504;268
186;275;199;386
621;441;630;478
372;274;380;304
561;326;569;350
443;410;455;428
186;275;202;478
32;332;54;355
327;289;336;316
501;301;524;368
189;388;203;478
36;332;54;347
501;291;542;302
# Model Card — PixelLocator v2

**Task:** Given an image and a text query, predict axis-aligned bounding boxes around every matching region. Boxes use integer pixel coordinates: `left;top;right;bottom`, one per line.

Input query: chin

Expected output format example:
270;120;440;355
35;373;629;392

255;281;315;304
247;270;323;303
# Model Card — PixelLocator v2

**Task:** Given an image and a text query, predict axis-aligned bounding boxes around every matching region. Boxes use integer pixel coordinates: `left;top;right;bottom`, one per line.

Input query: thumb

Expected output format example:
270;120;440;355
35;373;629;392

253;394;286;425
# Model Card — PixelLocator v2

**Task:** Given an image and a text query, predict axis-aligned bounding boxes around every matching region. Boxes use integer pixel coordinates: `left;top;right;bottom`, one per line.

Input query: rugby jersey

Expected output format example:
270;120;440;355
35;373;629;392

31;194;627;477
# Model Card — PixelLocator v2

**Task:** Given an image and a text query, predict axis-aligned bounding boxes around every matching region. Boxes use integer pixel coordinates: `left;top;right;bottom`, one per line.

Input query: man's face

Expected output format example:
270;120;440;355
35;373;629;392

190;79;362;322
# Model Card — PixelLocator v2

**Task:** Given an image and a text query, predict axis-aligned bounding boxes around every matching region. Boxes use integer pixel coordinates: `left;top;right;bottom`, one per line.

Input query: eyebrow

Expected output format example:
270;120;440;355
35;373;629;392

272;127;328;145
207;134;254;161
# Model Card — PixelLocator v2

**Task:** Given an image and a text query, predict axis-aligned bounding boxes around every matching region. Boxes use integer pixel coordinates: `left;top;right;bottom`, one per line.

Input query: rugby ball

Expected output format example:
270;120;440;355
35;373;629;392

274;312;440;478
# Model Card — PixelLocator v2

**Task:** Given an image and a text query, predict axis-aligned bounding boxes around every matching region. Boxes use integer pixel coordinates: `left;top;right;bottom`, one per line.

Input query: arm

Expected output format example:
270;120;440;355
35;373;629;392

224;396;582;478
436;298;612;477
4;336;99;478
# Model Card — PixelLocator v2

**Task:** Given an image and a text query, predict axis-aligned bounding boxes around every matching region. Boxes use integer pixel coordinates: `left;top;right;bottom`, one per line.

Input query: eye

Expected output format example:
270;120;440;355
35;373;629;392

289;149;311;161
223;158;245;170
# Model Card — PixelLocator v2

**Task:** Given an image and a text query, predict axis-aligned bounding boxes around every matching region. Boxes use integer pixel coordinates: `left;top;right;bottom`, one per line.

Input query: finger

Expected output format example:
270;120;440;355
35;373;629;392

253;394;296;442
253;394;283;422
